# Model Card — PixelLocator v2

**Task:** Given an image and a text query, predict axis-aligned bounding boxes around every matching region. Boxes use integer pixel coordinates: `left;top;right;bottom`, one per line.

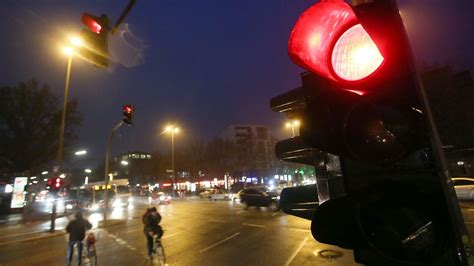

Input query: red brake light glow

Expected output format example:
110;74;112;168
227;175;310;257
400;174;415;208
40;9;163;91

331;24;384;81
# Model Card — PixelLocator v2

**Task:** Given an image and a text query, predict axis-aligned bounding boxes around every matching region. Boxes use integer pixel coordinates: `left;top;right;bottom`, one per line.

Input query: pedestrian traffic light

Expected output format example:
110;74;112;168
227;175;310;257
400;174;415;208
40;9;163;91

47;177;63;192
77;13;110;68
272;0;472;265
123;104;134;125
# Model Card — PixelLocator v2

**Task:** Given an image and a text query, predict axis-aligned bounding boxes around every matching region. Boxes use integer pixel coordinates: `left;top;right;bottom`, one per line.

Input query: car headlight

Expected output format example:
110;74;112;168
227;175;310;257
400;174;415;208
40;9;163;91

91;204;99;211
66;204;74;210
128;197;133;202
159;196;166;201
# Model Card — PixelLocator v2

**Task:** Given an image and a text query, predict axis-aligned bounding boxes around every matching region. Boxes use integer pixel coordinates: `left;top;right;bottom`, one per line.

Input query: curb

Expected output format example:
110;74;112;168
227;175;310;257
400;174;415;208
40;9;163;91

0;230;67;247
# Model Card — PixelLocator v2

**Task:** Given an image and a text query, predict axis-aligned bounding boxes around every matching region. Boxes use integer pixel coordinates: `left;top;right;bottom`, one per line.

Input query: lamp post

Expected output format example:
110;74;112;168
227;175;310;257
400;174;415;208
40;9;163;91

285;119;301;137
164;125;180;196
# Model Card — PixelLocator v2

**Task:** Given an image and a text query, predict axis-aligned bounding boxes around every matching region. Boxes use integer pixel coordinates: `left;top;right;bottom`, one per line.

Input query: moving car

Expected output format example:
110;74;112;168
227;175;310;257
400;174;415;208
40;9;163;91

239;187;280;211
149;192;171;204
209;190;230;201
452;177;474;200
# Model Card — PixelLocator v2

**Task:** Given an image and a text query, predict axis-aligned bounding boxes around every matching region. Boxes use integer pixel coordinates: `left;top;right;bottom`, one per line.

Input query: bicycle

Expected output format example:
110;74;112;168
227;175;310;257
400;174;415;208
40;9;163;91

146;233;166;266
81;231;98;266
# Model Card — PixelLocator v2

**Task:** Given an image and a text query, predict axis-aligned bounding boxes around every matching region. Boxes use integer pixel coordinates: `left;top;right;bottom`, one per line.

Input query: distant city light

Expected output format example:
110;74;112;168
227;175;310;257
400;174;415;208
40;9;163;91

121;160;129;166
75;150;87;156
457;161;465;166
41;171;48;175
59;174;66;178
5;184;13;193
85;168;92;173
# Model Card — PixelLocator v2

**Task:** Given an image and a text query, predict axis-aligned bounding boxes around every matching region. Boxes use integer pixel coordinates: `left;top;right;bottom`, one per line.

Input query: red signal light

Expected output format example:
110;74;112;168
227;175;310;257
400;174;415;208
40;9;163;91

82;14;102;34
124;105;132;113
331;24;383;81
55;183;61;188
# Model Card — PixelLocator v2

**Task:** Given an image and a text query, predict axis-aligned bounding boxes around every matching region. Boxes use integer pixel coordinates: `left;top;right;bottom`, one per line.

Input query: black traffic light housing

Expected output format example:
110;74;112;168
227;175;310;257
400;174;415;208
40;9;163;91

272;0;471;265
77;13;110;68
122;105;134;125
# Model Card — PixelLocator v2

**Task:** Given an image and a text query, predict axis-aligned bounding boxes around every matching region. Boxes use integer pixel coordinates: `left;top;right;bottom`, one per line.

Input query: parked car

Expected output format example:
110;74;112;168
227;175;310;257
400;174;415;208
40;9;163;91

239;187;280;211
452;177;474;200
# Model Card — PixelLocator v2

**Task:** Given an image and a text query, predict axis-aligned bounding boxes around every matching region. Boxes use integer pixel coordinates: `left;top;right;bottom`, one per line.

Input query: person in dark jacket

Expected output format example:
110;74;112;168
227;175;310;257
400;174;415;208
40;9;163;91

66;212;92;266
143;207;163;257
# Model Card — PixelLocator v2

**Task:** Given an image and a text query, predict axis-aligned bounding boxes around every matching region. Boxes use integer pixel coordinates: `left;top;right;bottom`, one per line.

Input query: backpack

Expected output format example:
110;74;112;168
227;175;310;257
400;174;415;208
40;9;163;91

142;210;150;224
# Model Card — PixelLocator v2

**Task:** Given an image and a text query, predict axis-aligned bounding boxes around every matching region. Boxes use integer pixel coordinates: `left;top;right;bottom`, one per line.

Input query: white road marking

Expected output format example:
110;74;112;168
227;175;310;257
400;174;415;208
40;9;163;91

125;228;142;234
161;231;182;239
243;223;265;228
284;237;309;266
236;210;244;214
272;212;280;217
108;233;117;238
199;232;241;253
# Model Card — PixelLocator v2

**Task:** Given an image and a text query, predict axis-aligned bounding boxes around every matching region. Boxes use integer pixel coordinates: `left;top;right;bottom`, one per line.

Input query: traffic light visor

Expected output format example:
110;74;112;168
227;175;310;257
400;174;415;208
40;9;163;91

288;1;357;81
288;1;384;83
331;24;384;81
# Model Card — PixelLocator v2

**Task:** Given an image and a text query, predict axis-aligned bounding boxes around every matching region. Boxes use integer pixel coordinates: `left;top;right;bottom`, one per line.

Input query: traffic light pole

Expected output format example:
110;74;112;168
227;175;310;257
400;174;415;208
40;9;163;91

414;73;474;264
103;121;124;226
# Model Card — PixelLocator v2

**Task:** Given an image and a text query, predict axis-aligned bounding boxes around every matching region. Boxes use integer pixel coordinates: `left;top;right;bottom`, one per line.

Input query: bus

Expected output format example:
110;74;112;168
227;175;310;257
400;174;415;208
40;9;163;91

69;179;132;211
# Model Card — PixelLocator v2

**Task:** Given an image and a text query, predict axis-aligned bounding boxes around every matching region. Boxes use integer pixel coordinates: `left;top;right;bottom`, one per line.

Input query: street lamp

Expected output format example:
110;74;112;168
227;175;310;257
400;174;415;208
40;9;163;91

56;36;83;170
285;119;301;137
84;168;92;173
75;150;87;156
120;160;129;166
164;124;180;196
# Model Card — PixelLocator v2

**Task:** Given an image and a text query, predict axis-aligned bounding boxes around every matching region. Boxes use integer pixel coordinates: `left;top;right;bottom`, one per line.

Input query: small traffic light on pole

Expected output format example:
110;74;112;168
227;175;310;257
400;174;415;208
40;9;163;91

123;105;134;125
77;13;110;68
273;0;472;265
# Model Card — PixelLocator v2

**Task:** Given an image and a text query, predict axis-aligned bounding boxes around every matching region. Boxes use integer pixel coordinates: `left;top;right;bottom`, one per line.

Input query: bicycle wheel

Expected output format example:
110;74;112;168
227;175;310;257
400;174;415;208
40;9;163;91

155;244;166;266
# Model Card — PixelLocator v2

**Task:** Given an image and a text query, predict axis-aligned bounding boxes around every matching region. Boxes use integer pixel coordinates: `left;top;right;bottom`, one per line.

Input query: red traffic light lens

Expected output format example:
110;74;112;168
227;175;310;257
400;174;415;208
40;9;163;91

331;24;384;81
82;14;102;34
55;183;60;188
124;106;132;113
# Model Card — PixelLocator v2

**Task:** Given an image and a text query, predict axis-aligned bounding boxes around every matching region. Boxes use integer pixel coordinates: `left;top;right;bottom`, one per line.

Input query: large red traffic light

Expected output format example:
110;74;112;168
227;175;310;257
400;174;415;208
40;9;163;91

274;0;472;265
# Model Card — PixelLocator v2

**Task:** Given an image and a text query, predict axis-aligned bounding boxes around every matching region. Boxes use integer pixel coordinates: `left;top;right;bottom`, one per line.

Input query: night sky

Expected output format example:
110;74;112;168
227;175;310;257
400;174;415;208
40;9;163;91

0;0;312;159
1;0;472;162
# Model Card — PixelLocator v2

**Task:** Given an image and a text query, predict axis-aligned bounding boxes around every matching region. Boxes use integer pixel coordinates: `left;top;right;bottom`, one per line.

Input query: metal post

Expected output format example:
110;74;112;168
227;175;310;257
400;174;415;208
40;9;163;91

103;121;123;225
291;125;295;138
171;131;175;197
50;55;72;233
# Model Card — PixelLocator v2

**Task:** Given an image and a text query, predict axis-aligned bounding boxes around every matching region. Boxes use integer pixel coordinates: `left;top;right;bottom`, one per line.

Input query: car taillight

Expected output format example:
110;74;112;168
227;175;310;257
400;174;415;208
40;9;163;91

331;24;384;81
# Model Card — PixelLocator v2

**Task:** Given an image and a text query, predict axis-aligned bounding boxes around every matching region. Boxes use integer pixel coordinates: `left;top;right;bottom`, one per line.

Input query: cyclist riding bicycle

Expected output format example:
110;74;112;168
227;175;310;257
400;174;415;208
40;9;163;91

66;211;92;266
143;207;163;258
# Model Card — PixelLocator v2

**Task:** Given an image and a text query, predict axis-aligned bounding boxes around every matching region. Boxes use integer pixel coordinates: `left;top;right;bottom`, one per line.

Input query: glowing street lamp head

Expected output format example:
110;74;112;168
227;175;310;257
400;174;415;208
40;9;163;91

75;150;87;156
70;36;83;46
286;122;292;128
293;120;301;127
121;160;129;166
63;46;73;56
174;127;180;133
